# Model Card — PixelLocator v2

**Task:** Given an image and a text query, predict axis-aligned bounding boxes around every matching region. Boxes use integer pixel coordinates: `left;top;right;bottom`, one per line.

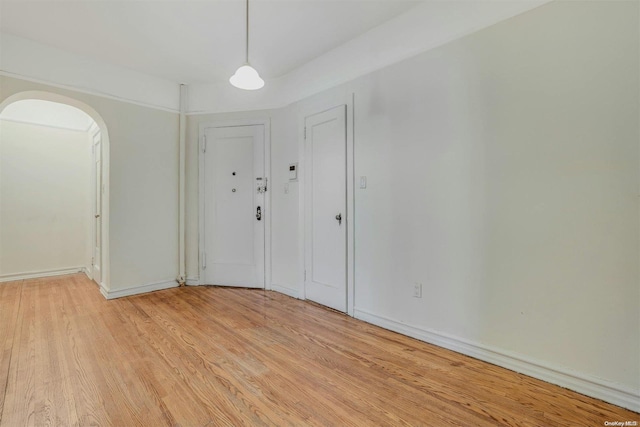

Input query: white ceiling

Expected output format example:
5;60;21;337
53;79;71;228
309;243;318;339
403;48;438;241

0;0;419;84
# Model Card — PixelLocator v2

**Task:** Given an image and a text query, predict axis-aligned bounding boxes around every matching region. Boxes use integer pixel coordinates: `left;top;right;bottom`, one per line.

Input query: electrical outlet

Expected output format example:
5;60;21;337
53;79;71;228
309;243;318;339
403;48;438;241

413;283;422;298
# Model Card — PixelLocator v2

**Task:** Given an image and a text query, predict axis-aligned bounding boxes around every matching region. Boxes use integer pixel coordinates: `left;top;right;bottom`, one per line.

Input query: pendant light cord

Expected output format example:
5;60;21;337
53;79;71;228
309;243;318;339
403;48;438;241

246;0;249;64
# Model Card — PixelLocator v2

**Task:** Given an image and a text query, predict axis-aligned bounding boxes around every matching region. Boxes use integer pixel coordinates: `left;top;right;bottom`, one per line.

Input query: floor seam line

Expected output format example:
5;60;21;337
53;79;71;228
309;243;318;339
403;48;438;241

0;280;24;423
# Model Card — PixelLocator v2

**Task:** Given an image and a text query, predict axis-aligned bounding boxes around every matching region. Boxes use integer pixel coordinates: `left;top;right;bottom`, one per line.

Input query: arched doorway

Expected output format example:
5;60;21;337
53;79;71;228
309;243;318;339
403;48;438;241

0;91;110;290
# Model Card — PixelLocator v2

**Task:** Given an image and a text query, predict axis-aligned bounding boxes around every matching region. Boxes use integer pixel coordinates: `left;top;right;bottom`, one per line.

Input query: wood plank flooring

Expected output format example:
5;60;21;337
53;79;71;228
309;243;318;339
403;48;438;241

0;274;637;426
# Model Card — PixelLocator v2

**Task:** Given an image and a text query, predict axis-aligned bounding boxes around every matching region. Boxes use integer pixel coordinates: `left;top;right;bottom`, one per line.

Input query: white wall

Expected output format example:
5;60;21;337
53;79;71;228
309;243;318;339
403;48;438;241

186;0;639;410
1;99;94;131
0;120;91;277
349;0;639;402
268;105;300;292
0;76;180;294
0;33;180;112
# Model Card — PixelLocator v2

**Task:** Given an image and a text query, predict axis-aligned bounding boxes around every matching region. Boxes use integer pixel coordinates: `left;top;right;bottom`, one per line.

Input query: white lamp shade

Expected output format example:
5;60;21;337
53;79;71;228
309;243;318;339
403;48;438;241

229;65;265;90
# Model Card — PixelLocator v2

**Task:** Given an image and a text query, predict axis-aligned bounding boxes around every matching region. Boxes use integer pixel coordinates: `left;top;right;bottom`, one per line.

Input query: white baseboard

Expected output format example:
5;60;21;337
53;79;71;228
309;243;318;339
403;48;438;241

353;307;640;413
186;276;200;286
81;266;92;279
271;284;299;299
0;266;84;283
100;279;178;300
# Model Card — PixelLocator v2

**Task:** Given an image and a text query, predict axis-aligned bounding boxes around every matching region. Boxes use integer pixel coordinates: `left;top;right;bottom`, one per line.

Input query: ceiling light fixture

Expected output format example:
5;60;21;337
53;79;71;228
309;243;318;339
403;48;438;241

229;0;264;90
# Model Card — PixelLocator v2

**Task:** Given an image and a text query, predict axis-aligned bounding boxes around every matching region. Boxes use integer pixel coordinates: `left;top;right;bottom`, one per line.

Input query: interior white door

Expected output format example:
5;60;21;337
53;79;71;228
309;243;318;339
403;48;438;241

92;131;102;284
304;105;347;312
203;125;265;288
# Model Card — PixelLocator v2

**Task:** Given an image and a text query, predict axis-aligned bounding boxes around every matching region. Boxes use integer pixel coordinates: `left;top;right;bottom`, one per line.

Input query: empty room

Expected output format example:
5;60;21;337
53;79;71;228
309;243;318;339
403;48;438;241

0;0;638;425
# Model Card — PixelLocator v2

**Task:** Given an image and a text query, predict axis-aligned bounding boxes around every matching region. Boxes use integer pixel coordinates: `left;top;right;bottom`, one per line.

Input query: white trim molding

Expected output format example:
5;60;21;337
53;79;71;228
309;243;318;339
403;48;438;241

186;276;201;286
100;279;178;300
0;267;84;283
81;266;92;279
0;33;180;112
0;71;179;115
271;284;299;299
353;308;640;413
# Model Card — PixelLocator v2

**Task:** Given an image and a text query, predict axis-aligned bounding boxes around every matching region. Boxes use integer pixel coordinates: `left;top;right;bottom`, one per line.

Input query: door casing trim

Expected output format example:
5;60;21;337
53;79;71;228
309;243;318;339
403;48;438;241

90;125;102;284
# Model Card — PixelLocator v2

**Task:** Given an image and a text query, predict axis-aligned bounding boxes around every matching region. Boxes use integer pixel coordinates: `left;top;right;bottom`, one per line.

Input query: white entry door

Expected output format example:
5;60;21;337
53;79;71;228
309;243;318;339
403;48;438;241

92;131;102;284
304;105;347;312
203;125;265;288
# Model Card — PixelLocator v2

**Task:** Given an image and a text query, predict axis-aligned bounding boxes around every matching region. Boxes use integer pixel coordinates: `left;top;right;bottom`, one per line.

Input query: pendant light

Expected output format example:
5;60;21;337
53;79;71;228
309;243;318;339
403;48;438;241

229;0;264;90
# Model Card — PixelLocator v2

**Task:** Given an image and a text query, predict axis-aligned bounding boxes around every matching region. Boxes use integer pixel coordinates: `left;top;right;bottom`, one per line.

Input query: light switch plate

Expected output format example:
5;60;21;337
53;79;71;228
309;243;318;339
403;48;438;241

359;176;367;189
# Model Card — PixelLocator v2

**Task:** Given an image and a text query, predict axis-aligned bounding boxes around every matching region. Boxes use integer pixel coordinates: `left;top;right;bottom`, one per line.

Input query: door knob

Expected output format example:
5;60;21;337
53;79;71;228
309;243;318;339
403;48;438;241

256;206;262;221
95;214;100;218
335;213;342;225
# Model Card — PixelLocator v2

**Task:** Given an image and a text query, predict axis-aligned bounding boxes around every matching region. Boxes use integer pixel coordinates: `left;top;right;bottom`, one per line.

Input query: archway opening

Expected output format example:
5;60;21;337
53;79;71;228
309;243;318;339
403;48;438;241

0;92;110;290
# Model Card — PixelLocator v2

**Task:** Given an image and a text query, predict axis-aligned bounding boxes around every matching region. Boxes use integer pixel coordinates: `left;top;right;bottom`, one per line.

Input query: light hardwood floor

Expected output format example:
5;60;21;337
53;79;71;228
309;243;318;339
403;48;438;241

0;274;637;426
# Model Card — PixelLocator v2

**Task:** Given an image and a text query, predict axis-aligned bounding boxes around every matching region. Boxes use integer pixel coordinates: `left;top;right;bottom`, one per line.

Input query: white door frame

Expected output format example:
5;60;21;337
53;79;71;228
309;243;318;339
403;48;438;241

298;93;355;316
198;118;271;289
90;123;101;283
